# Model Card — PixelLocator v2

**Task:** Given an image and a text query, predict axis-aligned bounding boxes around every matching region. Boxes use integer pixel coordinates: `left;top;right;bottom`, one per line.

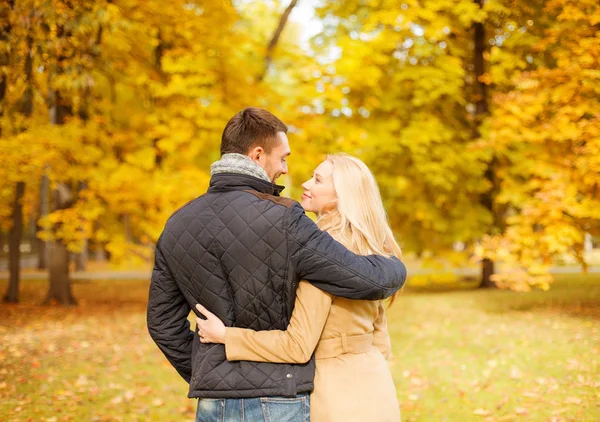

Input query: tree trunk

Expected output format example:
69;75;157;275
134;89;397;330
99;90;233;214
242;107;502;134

73;181;88;271
46;238;76;305
481;258;495;288
123;213;132;243
3;11;33;302
74;239;88;271
473;0;496;288
94;242;107;262
0;0;15;114
152;31;165;167
37;174;49;269
46;46;77;303
44;18;79;305
3;182;25;303
92;222;107;262
45;183;76;305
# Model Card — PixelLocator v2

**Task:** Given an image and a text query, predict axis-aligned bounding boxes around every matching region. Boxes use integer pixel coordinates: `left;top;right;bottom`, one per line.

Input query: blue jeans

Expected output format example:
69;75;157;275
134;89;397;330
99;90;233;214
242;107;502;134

195;394;310;422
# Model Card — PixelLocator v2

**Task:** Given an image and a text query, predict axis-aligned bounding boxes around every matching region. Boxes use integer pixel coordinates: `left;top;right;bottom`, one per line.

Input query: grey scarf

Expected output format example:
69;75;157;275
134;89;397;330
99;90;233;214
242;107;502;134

210;153;270;183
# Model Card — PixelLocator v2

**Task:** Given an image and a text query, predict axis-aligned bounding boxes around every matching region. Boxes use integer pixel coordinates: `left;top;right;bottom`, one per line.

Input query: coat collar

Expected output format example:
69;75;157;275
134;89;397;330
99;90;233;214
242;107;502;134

208;173;285;196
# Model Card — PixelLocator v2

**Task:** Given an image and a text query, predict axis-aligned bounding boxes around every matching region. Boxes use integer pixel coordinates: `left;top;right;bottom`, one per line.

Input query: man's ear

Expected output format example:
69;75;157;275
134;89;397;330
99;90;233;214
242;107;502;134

247;146;264;163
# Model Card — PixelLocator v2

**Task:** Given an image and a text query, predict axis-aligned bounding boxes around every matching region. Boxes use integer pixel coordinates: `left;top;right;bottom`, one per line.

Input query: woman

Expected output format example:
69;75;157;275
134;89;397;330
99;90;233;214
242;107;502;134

196;154;402;422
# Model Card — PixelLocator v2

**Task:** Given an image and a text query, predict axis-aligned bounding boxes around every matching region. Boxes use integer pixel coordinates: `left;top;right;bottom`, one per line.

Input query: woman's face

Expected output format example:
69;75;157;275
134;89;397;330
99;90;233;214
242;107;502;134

301;160;337;214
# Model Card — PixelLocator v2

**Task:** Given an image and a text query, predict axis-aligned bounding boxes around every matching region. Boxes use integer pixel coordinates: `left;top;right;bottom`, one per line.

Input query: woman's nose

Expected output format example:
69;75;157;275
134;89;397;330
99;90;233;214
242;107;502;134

301;179;311;190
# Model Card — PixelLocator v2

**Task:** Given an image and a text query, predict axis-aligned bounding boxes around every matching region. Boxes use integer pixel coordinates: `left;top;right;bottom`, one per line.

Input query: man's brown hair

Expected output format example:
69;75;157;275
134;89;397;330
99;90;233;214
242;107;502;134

220;107;288;156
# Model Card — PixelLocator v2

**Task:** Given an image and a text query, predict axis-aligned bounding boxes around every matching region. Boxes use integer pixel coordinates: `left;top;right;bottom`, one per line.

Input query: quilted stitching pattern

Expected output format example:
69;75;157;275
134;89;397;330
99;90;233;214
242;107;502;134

148;186;312;398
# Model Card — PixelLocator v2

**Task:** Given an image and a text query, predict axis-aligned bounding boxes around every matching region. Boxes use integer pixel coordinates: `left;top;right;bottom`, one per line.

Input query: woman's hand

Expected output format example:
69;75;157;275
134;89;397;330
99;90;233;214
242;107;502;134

195;304;226;344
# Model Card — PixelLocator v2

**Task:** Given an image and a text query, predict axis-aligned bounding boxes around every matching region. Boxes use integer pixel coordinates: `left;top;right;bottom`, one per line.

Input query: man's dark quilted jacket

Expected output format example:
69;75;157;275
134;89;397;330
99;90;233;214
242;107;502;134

147;173;407;399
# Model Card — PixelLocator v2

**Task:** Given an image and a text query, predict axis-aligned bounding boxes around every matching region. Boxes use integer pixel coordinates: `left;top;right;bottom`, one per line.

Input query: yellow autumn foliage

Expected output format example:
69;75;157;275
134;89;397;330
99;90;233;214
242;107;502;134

0;0;597;291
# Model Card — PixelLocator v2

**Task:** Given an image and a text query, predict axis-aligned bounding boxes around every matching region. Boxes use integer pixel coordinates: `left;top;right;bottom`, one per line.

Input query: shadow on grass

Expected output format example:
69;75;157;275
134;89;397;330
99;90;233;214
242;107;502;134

404;273;600;319
0;278;151;328
3;274;600;323
404;277;480;293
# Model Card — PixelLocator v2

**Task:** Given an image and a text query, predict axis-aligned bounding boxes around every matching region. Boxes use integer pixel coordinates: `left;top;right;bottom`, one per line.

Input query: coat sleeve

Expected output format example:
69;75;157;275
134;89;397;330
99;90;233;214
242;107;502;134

147;238;194;383
287;204;407;300
224;281;332;364
372;301;392;360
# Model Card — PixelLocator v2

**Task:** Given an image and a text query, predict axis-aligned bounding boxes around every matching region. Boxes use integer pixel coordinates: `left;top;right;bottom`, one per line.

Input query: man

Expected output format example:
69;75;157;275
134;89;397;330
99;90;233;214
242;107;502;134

147;107;407;421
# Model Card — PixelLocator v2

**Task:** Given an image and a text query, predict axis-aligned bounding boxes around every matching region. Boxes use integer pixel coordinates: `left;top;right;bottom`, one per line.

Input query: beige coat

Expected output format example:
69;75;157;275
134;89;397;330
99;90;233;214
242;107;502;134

225;281;400;422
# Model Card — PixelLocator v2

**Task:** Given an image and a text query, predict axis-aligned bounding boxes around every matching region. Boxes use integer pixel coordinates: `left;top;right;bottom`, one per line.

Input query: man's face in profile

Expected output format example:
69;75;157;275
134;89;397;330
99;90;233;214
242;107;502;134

261;132;291;183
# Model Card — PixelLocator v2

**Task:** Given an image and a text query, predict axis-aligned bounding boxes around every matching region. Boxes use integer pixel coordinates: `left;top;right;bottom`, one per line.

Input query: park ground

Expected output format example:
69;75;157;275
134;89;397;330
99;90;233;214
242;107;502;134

0;273;599;421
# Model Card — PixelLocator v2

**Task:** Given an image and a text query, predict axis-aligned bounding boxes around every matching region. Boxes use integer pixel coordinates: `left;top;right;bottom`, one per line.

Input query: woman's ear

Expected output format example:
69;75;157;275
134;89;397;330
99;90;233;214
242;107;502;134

247;146;264;164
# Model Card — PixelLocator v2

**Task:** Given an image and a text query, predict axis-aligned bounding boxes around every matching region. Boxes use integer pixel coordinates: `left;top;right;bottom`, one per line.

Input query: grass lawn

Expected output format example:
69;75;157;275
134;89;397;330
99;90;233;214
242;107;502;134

1;274;599;421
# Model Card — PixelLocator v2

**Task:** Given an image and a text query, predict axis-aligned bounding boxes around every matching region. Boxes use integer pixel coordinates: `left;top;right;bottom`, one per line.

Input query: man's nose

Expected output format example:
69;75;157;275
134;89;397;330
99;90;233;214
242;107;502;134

281;162;288;174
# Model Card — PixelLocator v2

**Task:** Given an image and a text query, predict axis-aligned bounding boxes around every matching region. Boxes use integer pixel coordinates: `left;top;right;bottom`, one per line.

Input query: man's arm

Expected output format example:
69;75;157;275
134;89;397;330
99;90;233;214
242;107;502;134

147;239;194;383
287;204;407;300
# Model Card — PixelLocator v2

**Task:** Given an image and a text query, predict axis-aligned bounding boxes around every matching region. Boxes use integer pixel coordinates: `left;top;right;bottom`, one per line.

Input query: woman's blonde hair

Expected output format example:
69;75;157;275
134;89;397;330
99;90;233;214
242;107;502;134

316;153;403;305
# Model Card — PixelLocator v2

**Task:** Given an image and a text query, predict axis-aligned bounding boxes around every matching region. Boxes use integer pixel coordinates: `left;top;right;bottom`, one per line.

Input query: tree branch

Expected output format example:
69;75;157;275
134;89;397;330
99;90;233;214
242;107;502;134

258;0;299;82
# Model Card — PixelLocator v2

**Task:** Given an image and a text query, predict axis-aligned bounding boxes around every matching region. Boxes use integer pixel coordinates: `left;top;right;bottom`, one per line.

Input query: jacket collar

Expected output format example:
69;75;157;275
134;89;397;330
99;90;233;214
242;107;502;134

208;173;285;196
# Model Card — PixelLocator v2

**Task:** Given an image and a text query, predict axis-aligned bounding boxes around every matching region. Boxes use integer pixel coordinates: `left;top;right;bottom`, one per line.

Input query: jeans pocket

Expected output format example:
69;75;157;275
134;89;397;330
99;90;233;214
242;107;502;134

196;398;224;422
260;395;309;422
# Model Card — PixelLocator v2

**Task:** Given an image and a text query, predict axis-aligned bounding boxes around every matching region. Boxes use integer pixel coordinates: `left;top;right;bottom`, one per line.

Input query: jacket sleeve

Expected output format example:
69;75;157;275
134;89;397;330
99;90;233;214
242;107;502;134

147;239;194;383
224;281;332;364
372;301;392;360
287;204;407;300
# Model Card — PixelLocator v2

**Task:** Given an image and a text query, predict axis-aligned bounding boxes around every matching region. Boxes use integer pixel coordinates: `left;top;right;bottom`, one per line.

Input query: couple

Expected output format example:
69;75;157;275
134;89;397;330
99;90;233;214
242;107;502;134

147;107;407;422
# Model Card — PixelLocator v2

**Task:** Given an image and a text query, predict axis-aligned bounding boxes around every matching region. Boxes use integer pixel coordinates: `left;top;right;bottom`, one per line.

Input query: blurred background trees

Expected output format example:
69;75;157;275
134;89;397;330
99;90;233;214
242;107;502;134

0;0;598;303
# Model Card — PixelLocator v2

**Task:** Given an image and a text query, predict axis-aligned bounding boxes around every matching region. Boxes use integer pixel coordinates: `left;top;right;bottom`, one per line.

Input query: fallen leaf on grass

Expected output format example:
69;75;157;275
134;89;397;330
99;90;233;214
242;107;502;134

152;398;164;407
138;386;153;395
515;407;528;415
510;366;522;379
496;395;509;410
409;376;423;386
400;401;417;411
75;374;89;387
564;397;581;405
178;404;194;415
473;408;491;416
522;391;539;398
